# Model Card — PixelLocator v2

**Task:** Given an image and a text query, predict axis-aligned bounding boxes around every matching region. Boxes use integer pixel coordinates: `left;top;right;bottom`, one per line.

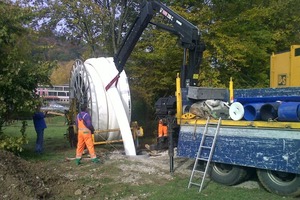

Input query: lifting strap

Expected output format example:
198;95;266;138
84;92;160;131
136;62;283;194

105;73;120;91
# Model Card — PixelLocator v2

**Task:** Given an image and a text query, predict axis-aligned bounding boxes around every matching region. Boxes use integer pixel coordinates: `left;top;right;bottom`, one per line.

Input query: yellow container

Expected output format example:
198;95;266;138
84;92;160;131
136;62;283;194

270;45;300;87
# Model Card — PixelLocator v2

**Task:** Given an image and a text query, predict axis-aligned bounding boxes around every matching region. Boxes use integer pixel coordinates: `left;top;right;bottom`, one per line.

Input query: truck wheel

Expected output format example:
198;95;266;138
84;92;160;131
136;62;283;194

257;169;300;197
211;162;247;185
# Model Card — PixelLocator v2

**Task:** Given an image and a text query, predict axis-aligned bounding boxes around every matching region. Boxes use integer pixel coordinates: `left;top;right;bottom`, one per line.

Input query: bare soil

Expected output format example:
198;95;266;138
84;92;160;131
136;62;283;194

0;146;196;200
0;149;73;199
0;145;260;200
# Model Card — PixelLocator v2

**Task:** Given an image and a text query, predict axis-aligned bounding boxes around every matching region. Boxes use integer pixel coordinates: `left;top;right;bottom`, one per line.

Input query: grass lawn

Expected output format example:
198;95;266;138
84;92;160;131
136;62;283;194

1;116;296;199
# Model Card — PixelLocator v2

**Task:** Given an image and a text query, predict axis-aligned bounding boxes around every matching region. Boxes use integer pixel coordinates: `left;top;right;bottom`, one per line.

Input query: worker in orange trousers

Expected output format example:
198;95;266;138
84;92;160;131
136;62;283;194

75;105;99;165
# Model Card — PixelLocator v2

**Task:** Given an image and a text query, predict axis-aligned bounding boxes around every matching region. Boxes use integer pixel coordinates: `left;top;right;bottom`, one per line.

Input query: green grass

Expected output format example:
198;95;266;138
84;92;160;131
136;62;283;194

1;116;297;200
2;116;71;160
101;177;294;200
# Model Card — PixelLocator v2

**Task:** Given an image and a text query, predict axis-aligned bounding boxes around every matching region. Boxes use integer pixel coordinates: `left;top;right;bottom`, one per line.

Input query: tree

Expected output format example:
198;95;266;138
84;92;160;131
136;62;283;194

20;0;300;125
122;0;300;124
125;1;206;116
200;0;300;88
33;0;143;58
150;0;300;89
0;1;56;152
50;61;74;85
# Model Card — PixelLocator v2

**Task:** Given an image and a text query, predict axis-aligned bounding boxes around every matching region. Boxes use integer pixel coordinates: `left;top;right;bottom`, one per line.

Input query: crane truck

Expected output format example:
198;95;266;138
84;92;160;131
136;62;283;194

112;0;300;197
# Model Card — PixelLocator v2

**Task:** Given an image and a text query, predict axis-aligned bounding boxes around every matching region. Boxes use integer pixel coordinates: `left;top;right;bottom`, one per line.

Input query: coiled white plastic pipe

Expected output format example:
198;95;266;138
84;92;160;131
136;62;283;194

69;57;136;156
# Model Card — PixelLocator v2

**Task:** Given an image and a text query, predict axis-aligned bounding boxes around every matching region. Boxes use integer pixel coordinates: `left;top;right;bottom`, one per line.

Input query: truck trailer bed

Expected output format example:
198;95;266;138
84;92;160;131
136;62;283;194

177;120;300;174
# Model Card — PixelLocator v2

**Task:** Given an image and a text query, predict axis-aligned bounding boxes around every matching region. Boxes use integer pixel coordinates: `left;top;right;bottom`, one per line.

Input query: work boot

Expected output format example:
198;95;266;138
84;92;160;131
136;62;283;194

75;158;81;165
92;158;100;163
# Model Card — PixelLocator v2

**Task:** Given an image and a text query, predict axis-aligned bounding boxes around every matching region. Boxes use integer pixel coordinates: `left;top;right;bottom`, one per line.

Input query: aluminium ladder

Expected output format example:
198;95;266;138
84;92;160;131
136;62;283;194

188;117;222;192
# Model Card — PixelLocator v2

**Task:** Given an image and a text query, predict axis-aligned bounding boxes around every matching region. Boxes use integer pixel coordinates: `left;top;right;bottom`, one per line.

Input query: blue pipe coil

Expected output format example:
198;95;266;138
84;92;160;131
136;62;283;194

260;102;281;121
243;103;265;121
278;102;300;122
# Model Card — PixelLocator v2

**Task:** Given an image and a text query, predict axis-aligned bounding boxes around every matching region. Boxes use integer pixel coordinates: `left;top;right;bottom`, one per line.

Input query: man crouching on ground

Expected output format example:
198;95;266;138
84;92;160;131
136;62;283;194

75;104;99;165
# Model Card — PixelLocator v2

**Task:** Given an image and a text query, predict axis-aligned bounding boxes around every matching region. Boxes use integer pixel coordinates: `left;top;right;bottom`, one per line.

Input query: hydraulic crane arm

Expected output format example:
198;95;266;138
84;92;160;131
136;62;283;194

114;0;205;87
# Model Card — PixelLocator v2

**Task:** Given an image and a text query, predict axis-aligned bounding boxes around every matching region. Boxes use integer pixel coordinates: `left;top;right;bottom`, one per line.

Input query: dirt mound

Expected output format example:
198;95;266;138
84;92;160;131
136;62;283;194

0;150;69;199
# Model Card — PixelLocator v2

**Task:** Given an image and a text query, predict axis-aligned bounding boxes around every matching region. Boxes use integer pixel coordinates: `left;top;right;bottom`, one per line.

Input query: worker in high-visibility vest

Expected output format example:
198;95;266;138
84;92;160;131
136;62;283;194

157;118;168;149
75;105;99;165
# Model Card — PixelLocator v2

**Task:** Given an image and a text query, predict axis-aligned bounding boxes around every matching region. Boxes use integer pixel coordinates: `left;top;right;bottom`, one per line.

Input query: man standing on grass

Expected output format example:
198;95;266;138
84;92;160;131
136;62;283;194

32;105;47;154
75;104;99;165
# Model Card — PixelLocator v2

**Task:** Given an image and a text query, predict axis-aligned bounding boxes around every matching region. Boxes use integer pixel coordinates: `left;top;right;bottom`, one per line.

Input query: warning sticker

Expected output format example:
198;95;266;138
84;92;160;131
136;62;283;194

278;74;287;86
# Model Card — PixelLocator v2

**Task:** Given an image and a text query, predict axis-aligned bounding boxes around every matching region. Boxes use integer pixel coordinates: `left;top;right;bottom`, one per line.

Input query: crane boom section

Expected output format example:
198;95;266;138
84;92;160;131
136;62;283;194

114;0;205;86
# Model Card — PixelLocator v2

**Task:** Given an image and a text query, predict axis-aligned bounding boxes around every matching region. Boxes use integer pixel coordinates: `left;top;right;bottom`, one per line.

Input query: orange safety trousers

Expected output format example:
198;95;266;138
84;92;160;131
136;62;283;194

158;122;168;138
76;119;96;159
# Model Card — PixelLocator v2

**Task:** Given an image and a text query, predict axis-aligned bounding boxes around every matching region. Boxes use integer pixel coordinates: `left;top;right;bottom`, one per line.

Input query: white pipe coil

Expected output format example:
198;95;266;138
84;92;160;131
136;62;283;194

69;57;136;155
